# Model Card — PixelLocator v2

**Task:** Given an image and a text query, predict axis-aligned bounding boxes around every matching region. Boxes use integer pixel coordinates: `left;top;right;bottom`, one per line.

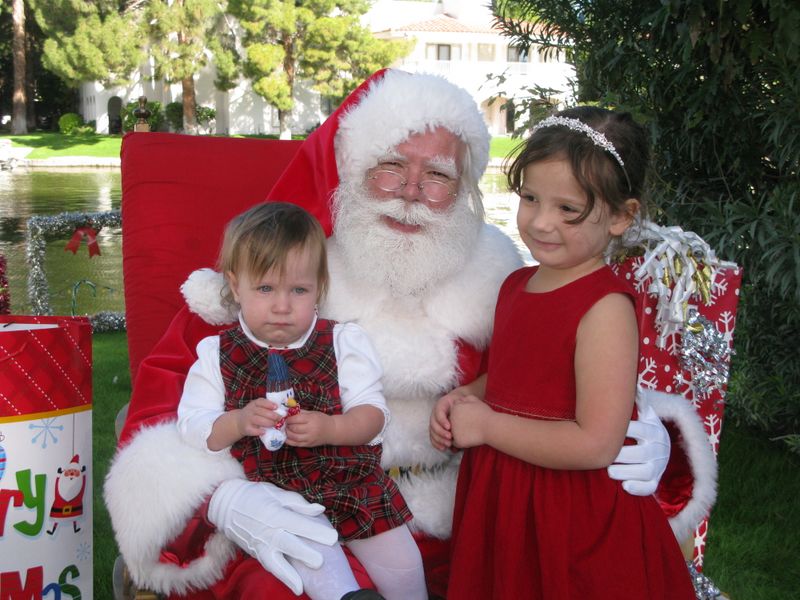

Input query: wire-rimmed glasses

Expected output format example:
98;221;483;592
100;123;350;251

367;169;457;203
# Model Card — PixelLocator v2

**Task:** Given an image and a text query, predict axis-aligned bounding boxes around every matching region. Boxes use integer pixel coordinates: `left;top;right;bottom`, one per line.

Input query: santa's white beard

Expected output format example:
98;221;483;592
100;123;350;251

58;475;83;501
331;181;481;295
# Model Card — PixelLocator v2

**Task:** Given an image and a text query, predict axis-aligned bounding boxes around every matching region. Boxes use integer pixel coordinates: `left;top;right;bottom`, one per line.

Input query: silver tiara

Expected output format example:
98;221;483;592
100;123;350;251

532;116;626;172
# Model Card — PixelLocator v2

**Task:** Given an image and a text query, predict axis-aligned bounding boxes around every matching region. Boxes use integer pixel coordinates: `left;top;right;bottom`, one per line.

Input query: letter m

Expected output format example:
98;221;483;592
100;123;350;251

0;566;43;600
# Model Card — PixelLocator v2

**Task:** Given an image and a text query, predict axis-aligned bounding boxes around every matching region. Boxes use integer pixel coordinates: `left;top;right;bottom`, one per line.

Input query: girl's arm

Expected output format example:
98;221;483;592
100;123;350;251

430;374;487;450
450;293;638;470
207;398;281;451
286;321;388;448
286;404;385;447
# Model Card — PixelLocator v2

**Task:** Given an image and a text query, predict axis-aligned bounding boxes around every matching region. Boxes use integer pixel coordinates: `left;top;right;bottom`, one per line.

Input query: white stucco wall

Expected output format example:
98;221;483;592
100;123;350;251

80;0;574;136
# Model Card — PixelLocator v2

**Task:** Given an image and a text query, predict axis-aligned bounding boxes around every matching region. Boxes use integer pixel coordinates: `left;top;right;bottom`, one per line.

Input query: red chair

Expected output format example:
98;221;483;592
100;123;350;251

121;132;303;382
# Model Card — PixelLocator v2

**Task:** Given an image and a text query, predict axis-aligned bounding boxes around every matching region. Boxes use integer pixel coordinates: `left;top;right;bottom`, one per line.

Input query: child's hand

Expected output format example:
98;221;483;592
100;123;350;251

284;410;333;447
236;398;281;437
430;394;458;451
450;395;492;449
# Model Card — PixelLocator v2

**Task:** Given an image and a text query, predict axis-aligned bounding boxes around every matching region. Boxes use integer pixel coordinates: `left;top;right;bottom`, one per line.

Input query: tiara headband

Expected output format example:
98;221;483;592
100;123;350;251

532;116;629;187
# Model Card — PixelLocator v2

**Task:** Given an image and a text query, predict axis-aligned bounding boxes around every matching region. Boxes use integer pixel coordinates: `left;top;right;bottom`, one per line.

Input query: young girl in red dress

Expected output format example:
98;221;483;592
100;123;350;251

177;202;426;600
430;107;695;599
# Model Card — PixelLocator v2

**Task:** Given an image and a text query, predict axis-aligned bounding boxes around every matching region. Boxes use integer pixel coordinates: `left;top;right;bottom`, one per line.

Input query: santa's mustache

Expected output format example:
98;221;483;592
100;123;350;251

361;195;440;228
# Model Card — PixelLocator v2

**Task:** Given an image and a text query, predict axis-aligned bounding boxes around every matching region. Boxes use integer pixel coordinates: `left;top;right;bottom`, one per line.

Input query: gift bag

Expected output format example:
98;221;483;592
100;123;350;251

611;223;742;570
0;315;93;599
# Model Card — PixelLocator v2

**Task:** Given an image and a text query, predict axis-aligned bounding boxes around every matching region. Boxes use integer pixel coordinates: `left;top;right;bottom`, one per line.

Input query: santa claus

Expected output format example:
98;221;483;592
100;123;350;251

47;454;86;535
105;69;673;598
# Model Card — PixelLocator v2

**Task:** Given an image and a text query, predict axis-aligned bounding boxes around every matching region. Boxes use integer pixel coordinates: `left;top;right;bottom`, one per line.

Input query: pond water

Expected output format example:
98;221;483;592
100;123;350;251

0;168;529;317
0;169;123;316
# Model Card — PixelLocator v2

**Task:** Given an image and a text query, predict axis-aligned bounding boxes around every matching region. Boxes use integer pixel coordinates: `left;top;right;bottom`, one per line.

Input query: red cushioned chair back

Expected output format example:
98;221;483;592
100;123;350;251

121;132;302;381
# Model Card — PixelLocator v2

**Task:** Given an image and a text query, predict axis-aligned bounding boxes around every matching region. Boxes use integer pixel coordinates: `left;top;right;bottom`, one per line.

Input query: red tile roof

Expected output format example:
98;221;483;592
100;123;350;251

383;14;500;34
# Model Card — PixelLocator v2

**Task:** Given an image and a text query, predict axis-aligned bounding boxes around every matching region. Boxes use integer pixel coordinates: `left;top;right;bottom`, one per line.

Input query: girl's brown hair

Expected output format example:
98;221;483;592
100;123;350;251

506;106;650;224
218;202;328;307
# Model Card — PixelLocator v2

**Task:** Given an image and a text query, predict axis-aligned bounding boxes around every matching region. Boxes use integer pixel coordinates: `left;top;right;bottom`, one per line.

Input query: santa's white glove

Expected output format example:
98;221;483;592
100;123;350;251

607;401;671;496
208;479;339;595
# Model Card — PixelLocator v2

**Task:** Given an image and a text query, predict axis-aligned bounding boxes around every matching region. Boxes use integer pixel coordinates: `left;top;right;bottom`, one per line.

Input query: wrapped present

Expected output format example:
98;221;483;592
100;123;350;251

0;315;93;599
611;221;742;570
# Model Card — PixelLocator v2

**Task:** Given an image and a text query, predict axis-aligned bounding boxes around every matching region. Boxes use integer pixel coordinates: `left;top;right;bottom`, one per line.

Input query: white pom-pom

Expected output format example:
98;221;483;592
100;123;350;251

180;268;236;325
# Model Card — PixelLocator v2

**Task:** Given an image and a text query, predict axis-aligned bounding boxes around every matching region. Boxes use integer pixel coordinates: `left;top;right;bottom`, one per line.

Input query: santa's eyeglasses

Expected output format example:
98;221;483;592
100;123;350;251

367;169;457;203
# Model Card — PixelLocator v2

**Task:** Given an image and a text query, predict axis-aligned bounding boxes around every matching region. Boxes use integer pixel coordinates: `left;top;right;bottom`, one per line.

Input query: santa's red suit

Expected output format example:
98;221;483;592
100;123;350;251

105;70;711;599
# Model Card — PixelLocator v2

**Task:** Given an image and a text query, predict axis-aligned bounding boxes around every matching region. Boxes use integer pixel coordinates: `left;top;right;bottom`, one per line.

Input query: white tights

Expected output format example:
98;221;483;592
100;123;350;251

289;520;427;600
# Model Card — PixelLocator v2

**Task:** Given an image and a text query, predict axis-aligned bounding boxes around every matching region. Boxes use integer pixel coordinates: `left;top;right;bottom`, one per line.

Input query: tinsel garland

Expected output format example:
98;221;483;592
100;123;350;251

0;253;9;315
612;219;737;401
25;210;125;331
687;560;723;599
681;307;732;400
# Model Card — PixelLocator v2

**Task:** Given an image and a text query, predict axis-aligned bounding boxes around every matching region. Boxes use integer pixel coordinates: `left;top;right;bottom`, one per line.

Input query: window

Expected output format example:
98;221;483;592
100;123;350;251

507;45;529;63
477;44;495;61
426;44;461;61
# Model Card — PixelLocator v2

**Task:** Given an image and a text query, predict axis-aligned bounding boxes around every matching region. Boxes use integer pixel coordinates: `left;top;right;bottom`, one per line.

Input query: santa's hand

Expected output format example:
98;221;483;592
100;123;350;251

208;479;338;595
607;401;670;496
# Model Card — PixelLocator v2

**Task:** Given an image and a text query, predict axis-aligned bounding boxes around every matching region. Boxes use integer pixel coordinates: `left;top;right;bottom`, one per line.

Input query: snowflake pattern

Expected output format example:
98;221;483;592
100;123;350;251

29;418;63;449
704;413;723;455
76;541;92;562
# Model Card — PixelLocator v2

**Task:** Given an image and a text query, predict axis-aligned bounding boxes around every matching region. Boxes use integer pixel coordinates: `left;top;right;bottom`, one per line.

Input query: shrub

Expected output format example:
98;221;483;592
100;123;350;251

121;100;164;133
196;105;216;129
165;102;183;132
58;112;84;134
163;102;215;133
494;0;800;453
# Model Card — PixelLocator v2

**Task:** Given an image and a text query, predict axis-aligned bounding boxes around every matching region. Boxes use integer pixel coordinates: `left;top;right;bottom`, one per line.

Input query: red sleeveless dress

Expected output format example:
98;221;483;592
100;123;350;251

448;266;694;599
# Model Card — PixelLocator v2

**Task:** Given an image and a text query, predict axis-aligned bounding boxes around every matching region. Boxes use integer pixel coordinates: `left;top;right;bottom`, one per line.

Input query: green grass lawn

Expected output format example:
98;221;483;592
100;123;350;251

93;331;131;600
490;135;522;160
6;132;123;159
6;132;519;162
92;331;800;599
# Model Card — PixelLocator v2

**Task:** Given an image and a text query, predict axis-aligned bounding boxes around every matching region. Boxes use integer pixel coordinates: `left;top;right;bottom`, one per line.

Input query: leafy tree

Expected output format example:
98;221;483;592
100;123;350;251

29;0;143;87
492;0;800;452
144;0;234;134
226;0;411;138
0;1;73;131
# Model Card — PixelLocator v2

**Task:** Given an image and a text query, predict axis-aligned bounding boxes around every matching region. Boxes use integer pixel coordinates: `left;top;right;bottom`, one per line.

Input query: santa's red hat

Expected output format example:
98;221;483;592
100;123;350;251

267;69;490;235
70;454;80;466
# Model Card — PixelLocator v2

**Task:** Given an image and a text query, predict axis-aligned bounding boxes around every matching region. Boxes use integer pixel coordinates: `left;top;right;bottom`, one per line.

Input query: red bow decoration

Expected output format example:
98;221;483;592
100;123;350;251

64;226;101;257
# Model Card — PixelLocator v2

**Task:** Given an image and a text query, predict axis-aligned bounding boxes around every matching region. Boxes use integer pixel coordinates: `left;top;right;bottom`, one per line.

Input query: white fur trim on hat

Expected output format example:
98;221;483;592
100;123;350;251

181;268;236;325
334;70;490;185
644;388;718;543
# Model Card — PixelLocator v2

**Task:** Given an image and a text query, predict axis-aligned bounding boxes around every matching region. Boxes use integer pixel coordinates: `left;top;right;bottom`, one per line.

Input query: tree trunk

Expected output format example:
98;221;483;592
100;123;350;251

25;26;36;131
182;77;198;135
279;43;294;139
11;0;27;135
278;110;291;140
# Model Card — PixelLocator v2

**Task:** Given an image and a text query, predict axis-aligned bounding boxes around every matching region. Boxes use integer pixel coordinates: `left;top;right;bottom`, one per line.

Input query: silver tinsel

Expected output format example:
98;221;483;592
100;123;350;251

25;210;125;331
680;306;732;400
687;560;723;599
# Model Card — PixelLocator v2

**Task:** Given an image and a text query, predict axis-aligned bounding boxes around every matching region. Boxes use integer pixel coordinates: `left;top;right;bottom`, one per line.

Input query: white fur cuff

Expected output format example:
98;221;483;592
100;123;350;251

646;389;718;542
104;421;244;595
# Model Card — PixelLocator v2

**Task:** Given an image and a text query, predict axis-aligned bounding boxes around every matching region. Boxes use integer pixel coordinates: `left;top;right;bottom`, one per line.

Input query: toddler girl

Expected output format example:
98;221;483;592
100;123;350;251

178;202;426;600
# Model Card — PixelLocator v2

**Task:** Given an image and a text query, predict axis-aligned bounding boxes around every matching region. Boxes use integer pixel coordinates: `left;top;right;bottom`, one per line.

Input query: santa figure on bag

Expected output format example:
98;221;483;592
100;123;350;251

48;454;86;535
105;69;705;599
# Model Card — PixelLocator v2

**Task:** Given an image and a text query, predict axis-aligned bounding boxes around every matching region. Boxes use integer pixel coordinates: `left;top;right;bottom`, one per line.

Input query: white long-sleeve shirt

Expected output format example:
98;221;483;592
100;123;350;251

177;314;390;453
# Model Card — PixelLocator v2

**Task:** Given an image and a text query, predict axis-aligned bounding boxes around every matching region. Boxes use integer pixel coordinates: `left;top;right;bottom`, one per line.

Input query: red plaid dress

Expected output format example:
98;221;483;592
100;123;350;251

221;318;412;541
